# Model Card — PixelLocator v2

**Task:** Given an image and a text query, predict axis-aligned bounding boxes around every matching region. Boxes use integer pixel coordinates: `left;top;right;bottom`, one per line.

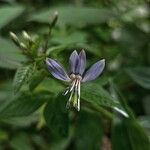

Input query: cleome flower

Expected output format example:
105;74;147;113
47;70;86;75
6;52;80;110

46;50;105;111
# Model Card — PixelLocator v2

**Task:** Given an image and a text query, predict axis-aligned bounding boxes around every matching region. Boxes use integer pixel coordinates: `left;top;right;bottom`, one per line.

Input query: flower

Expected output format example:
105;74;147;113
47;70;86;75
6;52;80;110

46;50;105;111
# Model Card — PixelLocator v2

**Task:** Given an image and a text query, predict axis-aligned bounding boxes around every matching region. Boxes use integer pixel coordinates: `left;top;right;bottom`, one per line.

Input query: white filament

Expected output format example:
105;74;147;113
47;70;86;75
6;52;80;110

65;74;82;111
77;80;81;111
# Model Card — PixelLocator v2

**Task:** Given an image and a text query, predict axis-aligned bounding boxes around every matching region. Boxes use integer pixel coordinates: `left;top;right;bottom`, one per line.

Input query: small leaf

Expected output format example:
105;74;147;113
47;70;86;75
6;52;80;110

44;93;69;137
75;111;103;150
13;64;35;93
0;92;50;118
126;67;150;89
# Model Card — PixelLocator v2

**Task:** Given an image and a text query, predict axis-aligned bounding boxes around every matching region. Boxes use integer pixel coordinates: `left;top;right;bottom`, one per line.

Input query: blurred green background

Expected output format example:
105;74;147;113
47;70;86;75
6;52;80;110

0;0;149;150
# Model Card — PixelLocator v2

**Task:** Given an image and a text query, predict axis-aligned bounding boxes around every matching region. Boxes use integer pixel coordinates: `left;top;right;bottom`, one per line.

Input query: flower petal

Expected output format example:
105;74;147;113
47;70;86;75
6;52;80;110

69;50;79;74
76;50;86;75
46;58;70;81
82;59;105;82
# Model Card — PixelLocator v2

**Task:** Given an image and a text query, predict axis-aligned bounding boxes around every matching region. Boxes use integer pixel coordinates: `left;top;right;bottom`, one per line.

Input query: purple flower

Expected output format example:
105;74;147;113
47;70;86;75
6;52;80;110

46;50;105;111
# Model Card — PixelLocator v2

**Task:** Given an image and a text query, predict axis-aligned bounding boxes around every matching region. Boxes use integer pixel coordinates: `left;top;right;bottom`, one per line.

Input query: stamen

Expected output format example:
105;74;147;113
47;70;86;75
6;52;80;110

69;80;76;92
66;74;82;111
74;80;78;109
63;78;76;95
77;81;81;111
74;79;81;111
63;87;69;95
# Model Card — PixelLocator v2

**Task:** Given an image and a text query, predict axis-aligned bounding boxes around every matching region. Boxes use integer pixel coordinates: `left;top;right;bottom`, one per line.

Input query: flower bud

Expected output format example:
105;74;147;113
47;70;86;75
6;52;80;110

9;32;20;46
22;31;32;41
50;11;58;28
20;42;27;50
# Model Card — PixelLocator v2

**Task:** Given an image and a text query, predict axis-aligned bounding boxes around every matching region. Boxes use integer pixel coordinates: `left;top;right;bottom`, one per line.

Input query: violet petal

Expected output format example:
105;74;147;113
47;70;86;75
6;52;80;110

82;59;105;82
46;58;70;81
76;50;86;75
69;50;79;74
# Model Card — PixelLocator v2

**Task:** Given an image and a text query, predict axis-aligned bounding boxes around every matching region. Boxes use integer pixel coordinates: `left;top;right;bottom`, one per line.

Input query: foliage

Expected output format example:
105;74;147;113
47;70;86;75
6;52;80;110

0;0;149;150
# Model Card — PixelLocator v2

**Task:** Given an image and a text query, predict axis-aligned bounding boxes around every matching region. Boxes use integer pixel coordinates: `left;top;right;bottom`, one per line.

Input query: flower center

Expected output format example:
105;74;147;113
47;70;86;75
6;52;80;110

70;73;82;81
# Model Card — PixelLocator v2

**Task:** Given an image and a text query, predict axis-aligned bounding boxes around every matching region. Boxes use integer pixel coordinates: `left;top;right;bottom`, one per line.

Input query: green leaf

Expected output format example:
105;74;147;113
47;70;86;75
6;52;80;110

112;117;131;150
0;92;49;118
38;77;64;94
29;70;45;91
110;81;150;150
30;6;116;27
13;64;35;93
75;111;103;150
0;38;26;69
112;117;150;150
0;5;24;28
81;83;127;116
109;80;134;118
0;81;15;113
126;67;150;89
44;93;69;137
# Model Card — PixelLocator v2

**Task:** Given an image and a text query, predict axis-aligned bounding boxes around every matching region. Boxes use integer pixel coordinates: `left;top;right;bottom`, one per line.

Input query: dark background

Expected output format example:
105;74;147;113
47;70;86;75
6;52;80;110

0;0;149;150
